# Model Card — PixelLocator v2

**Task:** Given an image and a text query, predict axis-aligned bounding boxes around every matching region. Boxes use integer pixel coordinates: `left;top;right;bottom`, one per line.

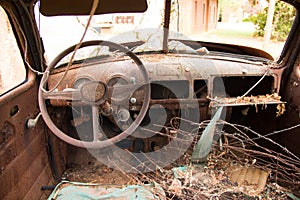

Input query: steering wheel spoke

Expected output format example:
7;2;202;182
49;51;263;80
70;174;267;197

107;82;145;98
91;106;106;142
42;88;82;101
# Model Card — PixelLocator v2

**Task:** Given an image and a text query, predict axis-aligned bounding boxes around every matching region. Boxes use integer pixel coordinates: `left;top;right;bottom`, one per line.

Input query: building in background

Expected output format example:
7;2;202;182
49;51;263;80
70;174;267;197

176;0;218;34
92;0;219;36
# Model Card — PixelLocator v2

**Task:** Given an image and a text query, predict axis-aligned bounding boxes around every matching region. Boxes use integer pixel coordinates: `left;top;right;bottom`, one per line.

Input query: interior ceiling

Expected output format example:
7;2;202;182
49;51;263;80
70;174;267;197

39;0;148;16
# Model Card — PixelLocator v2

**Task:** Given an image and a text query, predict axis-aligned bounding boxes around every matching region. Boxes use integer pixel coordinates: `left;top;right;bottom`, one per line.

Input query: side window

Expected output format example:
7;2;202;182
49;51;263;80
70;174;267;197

0;6;26;95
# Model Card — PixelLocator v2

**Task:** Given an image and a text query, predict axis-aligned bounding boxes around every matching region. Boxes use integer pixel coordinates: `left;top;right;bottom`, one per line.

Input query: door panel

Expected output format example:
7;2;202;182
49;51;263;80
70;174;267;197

278;55;300;157
0;5;56;199
0;72;55;199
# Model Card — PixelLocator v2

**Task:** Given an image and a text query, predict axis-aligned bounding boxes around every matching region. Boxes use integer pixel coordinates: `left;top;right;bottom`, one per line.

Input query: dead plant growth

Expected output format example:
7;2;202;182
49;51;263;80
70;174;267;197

64;119;300;199
121;119;300;199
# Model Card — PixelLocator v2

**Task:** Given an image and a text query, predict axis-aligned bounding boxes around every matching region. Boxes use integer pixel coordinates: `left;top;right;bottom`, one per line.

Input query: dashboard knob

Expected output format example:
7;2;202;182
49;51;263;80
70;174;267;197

130;97;137;104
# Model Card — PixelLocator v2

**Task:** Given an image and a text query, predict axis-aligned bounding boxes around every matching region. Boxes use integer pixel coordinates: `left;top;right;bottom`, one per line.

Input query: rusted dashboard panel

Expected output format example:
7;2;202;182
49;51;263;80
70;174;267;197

213;76;275;97
44;52;284;162
151;80;190;99
47;53;278;111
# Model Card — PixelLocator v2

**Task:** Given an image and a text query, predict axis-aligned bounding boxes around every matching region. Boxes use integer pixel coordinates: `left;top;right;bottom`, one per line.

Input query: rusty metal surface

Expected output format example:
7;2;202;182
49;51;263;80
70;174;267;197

277;55;300;157
80;81;107;103
209;94;284;107
0;71;59;199
45;52;281;151
47;53;277;109
228;167;270;196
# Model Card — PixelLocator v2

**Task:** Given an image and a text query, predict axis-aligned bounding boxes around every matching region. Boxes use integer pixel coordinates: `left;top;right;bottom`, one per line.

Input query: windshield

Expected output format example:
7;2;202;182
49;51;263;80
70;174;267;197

35;0;296;63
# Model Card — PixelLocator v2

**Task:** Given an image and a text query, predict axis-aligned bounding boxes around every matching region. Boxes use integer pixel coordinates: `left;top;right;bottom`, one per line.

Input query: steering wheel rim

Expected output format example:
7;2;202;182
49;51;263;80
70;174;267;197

38;40;150;149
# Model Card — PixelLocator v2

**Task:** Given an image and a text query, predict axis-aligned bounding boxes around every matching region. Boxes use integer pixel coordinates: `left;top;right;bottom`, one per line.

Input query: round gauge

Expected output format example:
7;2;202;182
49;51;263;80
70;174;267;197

73;78;91;89
107;76;130;102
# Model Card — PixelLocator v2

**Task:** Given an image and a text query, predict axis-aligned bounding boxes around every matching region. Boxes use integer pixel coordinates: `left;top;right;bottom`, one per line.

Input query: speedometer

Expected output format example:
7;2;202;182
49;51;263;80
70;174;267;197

107;76;130;102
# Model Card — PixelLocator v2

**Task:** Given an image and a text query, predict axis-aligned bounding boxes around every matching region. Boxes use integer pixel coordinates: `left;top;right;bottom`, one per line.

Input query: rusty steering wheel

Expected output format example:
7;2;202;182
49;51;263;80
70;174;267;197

38;40;150;149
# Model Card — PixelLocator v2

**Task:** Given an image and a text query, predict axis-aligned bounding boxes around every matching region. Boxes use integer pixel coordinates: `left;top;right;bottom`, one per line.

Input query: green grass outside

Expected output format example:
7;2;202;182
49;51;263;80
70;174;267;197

208;29;254;39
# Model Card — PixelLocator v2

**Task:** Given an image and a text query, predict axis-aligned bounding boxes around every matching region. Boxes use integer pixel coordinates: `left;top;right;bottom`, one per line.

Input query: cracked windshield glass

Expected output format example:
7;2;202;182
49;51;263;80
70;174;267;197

36;0;295;63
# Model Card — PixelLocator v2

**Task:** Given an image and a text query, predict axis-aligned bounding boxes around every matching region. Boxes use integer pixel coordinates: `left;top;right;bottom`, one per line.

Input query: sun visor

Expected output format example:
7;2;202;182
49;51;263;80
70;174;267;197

39;0;148;16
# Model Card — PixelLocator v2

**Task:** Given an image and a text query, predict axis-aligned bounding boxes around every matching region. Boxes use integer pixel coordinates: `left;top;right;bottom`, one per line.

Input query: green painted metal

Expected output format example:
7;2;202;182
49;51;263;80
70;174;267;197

48;181;165;200
191;106;224;163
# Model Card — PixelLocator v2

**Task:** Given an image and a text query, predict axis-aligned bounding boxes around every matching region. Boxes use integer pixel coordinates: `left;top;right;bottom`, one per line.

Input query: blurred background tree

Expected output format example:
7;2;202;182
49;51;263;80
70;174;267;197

244;0;296;41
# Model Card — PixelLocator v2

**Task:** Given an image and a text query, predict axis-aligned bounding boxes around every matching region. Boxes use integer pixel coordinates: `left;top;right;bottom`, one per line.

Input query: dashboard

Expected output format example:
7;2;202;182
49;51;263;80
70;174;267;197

48;53;277;110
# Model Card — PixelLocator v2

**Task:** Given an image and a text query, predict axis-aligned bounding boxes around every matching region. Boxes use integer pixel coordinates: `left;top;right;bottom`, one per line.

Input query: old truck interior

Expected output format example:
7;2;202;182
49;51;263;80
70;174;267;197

0;0;299;199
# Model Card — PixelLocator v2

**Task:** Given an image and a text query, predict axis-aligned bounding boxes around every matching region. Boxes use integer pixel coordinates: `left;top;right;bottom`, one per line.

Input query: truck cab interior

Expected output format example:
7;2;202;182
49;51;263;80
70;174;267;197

0;0;299;199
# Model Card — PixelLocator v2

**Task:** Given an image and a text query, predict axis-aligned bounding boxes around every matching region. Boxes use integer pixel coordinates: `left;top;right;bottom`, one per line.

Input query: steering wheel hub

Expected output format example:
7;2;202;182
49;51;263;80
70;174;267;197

80;81;107;104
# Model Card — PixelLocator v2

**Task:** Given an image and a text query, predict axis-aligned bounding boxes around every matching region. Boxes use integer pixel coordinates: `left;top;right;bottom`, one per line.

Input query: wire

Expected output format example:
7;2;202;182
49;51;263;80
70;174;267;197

209;66;273;105
253;122;300;140
10;8;45;75
43;0;99;93
221;120;300;162
239;66;271;98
